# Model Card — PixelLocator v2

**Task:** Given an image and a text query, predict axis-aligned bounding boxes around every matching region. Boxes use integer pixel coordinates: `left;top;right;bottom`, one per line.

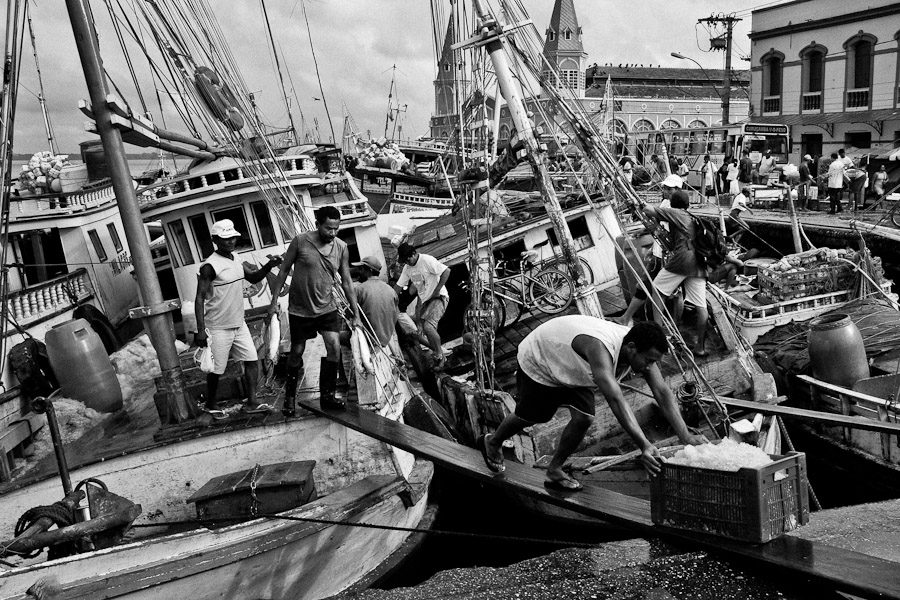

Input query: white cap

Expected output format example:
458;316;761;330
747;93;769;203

803;154;813;161
210;219;241;238
662;174;683;188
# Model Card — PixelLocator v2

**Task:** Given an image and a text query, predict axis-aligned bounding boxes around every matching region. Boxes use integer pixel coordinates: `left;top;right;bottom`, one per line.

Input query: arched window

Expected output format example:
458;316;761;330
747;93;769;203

800;43;827;112
557;58;582;90
632;119;654;132
612;119;628;137
661;119;681;130
760;49;785;114
688;119;707;128
499;124;510;144
844;32;876;109
546;29;556;42
564;28;572;41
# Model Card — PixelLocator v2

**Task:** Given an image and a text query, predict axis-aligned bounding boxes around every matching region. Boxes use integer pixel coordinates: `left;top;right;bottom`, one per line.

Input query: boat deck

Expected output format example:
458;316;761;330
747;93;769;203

300;399;900;600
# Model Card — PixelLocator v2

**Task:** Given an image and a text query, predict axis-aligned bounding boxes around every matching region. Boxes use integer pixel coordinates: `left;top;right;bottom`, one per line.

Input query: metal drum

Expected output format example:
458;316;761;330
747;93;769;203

807;313;868;389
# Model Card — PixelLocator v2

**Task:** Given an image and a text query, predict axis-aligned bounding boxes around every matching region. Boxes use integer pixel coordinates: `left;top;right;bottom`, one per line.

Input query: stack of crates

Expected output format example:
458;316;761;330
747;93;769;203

756;249;883;303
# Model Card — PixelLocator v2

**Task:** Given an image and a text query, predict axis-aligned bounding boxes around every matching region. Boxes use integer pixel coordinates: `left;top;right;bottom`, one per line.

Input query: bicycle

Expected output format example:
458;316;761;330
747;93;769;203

530;238;596;286
470;250;575;332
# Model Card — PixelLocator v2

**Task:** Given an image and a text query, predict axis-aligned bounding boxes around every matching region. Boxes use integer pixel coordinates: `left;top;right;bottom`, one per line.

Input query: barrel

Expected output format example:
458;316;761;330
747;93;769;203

46;319;123;412
807;313;868;389
79;140;109;182
615;233;653;303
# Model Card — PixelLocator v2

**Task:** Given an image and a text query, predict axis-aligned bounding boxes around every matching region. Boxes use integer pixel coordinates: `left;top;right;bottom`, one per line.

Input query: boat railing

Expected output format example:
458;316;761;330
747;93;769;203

138;154;319;206
5;269;93;332
8;185;117;220
329;197;371;220
391;192;454;208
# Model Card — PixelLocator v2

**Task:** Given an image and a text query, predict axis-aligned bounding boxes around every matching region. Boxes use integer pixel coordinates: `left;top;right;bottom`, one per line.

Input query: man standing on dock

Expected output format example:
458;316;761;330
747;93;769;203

479;317;706;490
268;206;361;415
195;219;282;415
394;243;450;370
827;152;845;214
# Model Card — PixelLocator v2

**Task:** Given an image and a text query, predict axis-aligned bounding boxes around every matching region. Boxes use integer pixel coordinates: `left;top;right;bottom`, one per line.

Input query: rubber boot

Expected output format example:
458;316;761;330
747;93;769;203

319;358;344;410
282;365;300;417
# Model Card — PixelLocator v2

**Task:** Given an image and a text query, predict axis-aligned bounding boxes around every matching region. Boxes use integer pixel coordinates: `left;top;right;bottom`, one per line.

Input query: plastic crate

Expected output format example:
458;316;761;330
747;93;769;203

650;451;809;543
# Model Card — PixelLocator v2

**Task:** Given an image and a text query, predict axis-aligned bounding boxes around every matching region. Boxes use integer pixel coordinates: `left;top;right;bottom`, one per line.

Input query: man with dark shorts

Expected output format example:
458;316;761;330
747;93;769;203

479;317;706;490
268;206;361;414
195;220;282;415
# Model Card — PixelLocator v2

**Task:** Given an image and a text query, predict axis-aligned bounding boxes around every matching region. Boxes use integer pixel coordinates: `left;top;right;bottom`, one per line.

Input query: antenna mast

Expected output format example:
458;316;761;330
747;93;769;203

260;0;299;142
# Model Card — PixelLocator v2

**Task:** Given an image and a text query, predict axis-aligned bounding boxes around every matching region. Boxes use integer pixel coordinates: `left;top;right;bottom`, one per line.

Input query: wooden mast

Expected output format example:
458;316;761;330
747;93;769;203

462;0;603;318
65;0;194;423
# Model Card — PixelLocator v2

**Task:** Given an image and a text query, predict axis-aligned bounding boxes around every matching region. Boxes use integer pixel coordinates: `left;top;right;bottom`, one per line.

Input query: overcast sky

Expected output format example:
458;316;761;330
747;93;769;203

11;0;763;156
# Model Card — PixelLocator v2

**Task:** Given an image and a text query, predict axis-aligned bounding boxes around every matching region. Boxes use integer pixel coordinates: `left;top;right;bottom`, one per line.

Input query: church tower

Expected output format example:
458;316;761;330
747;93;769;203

431;17;469;138
542;0;587;97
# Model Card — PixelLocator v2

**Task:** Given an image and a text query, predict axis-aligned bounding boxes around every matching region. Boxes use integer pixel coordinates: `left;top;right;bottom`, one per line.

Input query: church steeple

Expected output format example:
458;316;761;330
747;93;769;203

433;17;468;119
542;0;587;96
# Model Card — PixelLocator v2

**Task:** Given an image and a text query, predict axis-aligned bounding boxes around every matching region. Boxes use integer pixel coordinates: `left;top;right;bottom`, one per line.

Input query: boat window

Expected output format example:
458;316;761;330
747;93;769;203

336;228;360;264
251;201;278;247
107;223;123;253
87;229;108;263
545;216;594;250
168;219;193;266
189;215;213;260
17;229;67;285
211;207;253;252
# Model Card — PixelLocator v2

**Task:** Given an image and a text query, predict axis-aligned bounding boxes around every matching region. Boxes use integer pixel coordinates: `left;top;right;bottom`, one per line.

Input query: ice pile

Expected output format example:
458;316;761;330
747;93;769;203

111;334;190;406
666;438;773;472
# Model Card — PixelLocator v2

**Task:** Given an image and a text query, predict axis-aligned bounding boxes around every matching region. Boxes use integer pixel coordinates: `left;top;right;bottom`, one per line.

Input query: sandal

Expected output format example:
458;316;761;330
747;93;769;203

242;403;274;414
200;406;228;420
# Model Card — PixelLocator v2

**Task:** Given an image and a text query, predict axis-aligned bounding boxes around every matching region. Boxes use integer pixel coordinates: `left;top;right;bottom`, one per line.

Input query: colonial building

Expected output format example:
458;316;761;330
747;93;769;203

748;0;900;161
429;0;750;151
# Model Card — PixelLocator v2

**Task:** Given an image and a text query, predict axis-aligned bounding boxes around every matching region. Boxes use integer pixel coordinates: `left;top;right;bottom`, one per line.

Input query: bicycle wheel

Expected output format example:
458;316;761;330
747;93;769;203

547;256;595;286
495;292;523;328
528;267;574;314
892;209;900;228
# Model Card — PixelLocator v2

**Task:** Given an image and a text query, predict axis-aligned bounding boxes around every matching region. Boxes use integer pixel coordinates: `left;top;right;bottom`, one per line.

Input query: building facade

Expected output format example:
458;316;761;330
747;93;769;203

429;0;750;151
749;0;900;161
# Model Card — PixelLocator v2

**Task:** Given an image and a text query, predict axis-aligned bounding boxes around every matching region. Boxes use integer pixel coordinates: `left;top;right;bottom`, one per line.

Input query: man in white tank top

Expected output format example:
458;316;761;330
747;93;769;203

479;316;706;491
195;220;282;415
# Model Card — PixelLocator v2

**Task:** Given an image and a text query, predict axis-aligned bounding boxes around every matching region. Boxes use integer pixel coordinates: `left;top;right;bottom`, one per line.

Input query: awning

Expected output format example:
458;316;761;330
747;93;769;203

750;108;900;127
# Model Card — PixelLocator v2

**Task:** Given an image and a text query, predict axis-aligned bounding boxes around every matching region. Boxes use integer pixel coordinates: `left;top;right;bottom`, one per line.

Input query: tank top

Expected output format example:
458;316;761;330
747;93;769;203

518;316;629;388
201;252;245;329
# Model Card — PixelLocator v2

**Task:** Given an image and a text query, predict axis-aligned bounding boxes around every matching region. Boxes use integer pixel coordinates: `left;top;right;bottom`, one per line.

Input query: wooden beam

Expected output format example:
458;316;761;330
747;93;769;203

714;396;900;436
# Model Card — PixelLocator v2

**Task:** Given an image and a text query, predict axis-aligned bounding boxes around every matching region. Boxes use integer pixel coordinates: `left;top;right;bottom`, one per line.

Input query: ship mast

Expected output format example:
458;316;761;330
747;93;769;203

463;0;603;317
65;0;193;423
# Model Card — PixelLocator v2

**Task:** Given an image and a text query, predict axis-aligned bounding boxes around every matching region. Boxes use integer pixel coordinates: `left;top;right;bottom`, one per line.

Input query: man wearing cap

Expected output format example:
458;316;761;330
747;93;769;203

394;243;450;369
267;205;361;414
352;255;401;353
647;174;683;277
615;190;710;357
195;219;282;414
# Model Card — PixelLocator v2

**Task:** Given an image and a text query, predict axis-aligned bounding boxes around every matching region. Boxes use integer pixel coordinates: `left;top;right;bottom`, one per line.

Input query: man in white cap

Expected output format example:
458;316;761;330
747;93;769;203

195;219;282;415
647;174;683;278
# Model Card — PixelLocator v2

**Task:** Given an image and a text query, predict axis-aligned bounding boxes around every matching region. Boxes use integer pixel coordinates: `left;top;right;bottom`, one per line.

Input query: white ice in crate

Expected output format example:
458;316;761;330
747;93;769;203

666;438;773;472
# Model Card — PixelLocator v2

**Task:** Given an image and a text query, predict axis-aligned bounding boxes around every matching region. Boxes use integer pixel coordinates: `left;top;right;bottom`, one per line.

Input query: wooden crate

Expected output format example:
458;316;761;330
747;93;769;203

188;461;316;525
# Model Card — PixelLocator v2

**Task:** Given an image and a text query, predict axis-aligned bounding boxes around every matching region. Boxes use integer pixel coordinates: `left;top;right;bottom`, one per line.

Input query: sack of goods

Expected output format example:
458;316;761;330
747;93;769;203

18;151;71;193
358;138;412;172
757;247;883;302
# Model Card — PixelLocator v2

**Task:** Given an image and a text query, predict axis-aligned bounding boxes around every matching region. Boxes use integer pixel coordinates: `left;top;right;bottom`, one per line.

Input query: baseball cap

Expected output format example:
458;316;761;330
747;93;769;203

661;174;683;188
352;255;383;272
210;219;241;238
397;243;416;260
803;154;813;161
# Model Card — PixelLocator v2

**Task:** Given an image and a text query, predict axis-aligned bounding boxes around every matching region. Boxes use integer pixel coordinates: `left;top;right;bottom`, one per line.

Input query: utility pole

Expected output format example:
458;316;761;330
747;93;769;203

699;14;741;125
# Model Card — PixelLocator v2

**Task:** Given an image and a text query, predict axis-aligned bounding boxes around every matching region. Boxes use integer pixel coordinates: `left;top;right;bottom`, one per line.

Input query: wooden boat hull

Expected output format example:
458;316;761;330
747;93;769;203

0;415;433;600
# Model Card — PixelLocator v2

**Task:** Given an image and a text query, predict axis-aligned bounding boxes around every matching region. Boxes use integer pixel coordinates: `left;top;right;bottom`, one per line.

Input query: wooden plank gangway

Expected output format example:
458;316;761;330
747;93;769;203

300;400;900;600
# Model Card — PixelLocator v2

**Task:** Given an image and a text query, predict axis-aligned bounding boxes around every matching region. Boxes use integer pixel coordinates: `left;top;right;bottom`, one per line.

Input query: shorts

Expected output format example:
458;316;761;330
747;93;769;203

419;297;448;329
514;369;595;424
289;310;341;343
653;269;707;308
397;312;418;335
207;323;258;375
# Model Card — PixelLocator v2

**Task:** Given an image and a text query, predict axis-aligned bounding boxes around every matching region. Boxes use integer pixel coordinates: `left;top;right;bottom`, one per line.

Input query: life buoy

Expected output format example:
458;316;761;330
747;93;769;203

73;304;121;354
194;67;245;132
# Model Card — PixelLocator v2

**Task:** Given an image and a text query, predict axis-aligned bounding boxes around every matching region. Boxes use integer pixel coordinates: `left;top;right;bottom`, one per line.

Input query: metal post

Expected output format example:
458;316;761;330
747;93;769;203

723;19;734;125
65;0;192;422
469;2;603;318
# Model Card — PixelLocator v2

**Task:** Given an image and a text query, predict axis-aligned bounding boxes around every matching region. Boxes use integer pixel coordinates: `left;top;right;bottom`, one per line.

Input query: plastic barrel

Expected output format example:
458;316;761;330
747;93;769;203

79;140;109;182
46;319;123;413
807;313;868;389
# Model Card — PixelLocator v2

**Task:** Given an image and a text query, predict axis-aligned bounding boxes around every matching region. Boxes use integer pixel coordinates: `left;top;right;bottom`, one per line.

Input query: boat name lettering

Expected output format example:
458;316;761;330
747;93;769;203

111;252;133;276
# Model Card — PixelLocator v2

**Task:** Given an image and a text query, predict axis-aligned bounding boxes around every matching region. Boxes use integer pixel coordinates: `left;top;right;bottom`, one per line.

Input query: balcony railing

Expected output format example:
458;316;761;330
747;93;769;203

8;185;116;221
5;269;93;331
847;88;870;109
802;92;822;112
762;95;781;114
